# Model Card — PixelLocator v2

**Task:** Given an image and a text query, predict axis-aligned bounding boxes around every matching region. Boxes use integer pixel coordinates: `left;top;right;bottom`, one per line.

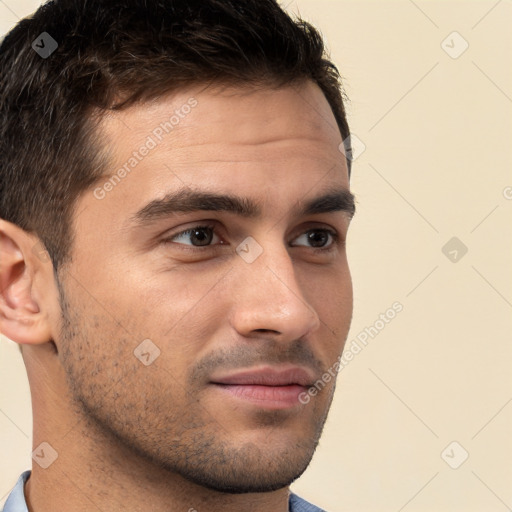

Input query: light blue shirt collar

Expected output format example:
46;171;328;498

2;471;30;512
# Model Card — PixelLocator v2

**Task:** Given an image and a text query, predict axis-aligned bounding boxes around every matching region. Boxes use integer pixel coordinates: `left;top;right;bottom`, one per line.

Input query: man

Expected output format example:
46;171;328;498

0;0;355;510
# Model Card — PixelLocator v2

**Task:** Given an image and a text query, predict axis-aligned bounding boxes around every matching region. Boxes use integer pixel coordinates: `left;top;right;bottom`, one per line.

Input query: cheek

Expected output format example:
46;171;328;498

119;267;231;362
303;258;352;313
302;263;353;355
88;261;227;328
64;256;233;398
58;279;204;426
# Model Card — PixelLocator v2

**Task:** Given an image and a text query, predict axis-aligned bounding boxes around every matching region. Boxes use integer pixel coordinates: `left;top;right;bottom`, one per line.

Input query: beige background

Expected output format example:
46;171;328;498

1;1;511;510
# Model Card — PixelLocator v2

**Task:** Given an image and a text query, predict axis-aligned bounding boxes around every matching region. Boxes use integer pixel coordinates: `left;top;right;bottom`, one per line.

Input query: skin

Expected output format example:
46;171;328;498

0;80;354;512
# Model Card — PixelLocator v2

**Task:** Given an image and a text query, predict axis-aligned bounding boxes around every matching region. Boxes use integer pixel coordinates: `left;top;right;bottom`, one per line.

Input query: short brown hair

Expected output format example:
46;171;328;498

0;0;350;270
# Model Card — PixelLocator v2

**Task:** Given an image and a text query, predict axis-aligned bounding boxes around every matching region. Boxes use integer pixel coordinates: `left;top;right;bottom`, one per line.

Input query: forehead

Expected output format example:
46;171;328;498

102;80;341;138
99;81;345;167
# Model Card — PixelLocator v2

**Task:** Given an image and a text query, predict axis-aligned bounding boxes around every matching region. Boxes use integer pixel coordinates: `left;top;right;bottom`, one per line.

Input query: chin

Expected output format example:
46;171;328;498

173;443;315;494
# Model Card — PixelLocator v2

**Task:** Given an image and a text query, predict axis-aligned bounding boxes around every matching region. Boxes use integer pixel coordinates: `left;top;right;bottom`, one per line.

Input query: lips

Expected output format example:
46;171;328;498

210;367;315;387
209;366;316;409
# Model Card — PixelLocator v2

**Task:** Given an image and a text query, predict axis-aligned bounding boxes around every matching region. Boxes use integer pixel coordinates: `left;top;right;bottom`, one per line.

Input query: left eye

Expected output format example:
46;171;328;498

291;229;337;248
170;225;221;246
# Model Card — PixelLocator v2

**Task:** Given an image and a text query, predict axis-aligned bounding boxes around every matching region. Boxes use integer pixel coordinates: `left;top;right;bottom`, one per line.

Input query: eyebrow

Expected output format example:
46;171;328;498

130;187;355;227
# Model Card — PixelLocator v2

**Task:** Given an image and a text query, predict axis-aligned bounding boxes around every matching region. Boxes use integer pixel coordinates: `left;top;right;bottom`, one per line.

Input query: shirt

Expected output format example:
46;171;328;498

2;471;326;512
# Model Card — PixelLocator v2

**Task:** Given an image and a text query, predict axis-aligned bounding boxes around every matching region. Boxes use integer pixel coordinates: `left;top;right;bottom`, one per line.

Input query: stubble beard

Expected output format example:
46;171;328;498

55;275;335;494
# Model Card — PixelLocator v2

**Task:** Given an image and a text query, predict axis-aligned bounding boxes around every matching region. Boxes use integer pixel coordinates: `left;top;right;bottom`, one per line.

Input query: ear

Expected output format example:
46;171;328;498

0;219;54;345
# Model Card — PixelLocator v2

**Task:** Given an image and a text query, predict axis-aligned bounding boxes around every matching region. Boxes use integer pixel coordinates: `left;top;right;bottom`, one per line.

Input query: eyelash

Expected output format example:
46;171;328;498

162;224;341;253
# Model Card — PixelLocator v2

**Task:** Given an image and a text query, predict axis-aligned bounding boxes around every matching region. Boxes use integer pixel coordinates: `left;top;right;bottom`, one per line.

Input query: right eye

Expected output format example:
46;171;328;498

164;225;224;247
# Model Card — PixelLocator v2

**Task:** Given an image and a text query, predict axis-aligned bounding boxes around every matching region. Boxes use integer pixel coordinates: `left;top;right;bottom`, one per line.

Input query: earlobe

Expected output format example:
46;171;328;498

0;219;53;345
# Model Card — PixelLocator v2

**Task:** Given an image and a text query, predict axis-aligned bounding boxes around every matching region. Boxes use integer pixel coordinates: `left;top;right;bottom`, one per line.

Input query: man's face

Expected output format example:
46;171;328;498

57;81;353;492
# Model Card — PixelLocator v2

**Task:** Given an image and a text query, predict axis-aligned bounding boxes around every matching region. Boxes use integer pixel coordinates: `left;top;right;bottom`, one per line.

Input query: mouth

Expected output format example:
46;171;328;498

209;366;315;410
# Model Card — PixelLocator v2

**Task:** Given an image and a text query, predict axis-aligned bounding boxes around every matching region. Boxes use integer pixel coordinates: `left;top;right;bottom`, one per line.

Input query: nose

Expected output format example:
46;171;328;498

229;243;321;342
